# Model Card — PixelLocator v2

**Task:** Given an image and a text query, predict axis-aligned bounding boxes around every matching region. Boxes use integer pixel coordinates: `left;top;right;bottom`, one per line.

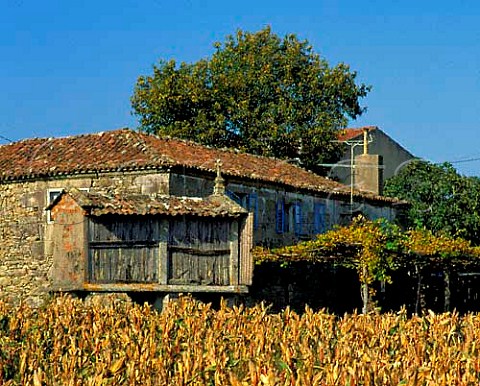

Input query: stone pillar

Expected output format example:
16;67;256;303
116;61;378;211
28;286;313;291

355;154;384;195
153;293;180;311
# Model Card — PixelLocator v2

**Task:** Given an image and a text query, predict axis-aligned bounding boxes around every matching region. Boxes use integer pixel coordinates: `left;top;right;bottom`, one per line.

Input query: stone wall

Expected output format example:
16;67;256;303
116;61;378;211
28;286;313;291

0;180;49;306
1;167;401;306
170;172;402;248
0;171;169;306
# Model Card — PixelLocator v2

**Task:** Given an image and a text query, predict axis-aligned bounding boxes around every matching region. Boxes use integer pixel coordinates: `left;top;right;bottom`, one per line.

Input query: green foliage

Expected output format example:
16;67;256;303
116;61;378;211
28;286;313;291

384;160;480;244
131;27;370;174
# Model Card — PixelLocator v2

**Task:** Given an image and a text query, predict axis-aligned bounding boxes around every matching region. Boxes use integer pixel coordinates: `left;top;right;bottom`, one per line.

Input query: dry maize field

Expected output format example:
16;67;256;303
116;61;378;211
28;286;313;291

1;296;480;385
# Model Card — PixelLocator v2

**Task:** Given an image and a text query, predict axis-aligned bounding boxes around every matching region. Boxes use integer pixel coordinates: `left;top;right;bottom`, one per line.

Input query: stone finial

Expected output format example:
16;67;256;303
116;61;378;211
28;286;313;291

213;159;225;195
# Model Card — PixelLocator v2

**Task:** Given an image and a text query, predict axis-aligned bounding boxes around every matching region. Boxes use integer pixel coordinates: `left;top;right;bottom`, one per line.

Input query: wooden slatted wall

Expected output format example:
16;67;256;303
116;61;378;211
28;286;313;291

88;217;159;283
168;217;231;285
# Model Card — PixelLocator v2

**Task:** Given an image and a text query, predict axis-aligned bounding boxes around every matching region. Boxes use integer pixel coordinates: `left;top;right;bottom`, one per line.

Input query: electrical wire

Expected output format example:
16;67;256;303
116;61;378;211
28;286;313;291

0;134;13;143
449;157;480;164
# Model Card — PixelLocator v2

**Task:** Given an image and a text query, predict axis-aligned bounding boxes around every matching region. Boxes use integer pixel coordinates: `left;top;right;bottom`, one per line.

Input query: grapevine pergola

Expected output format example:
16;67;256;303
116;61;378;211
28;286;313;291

253;218;480;313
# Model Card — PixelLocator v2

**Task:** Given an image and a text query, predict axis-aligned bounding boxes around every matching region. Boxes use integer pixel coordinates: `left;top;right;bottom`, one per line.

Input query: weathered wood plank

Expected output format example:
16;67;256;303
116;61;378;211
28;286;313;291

88;217;160;243
168;246;231;256
82;283;249;293
229;242;239;285
87;217;161;284
88;246;159;283
89;241;158;247
158;219;169;284
168;252;231;285
239;213;254;285
86;215;248;288
167;217;233;286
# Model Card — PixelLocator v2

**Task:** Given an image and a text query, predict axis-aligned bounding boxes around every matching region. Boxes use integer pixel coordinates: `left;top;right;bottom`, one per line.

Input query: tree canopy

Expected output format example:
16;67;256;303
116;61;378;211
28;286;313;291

384;160;480;244
131;27;370;173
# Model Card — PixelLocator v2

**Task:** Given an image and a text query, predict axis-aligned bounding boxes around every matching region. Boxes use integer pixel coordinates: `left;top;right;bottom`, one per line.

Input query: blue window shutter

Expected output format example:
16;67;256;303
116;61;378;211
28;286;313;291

294;202;302;236
276;199;285;234
314;203;326;234
248;193;259;229
226;190;242;205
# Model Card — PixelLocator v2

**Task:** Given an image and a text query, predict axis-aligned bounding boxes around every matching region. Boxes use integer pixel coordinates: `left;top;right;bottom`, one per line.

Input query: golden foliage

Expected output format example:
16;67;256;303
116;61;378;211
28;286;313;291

402;229;477;259
254;219;480;285
2;295;480;385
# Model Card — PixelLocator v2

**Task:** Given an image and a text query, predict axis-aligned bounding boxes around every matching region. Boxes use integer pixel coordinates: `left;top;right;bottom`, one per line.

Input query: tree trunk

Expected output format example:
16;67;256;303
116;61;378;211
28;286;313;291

444;268;451;312
415;264;422;314
361;265;369;314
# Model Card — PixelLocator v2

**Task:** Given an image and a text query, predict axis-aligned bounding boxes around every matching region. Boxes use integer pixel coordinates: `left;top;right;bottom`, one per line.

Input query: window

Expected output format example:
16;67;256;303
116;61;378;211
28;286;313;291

226;190;258;230
276;199;285;234
247;193;259;229
314;202;326;234
46;188;63;223
293;202;303;236
48;189;62;205
46;187;89;223
226;190;249;208
226;190;243;205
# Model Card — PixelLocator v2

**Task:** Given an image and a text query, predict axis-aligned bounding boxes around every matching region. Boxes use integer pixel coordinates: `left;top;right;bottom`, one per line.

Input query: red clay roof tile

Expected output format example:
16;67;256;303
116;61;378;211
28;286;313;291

0;128;402;204
337;126;377;142
50;189;248;217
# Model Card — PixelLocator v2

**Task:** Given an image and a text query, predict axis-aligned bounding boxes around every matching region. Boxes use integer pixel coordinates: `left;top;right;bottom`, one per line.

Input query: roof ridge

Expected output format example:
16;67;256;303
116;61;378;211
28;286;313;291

0;127;406;205
2;127;316;168
340;126;378;131
1;127;133;144
145;130;292;163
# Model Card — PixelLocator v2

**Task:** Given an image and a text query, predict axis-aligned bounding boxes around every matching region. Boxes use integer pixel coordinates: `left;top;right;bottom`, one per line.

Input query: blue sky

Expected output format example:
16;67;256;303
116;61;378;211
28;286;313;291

2;0;480;175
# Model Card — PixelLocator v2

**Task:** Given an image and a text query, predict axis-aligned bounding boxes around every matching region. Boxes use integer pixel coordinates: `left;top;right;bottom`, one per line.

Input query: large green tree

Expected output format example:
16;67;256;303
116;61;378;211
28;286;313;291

131;27;370;173
384;160;480;244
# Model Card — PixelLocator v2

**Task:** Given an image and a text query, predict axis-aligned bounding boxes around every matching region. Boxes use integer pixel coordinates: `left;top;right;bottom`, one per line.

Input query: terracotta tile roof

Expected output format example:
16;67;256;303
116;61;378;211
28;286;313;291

0;128;403;204
0;130;172;180
337;126;377;142
49;189;248;217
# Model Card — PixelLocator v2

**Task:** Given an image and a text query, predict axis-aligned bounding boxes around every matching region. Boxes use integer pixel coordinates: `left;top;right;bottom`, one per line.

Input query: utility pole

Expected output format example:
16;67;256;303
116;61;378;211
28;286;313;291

345;139;366;209
320;131;373;213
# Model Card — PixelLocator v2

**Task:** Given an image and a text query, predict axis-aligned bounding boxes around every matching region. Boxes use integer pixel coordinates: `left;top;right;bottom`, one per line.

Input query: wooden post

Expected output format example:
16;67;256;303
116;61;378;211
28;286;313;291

444;268;451;312
361;264;369;314
414;263;422;315
229;221;239;285
239;214;254;286
158;219;169;284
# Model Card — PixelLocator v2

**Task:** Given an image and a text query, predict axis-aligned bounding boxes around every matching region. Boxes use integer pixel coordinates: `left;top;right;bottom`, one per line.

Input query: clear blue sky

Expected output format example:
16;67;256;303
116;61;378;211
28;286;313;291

2;0;480;175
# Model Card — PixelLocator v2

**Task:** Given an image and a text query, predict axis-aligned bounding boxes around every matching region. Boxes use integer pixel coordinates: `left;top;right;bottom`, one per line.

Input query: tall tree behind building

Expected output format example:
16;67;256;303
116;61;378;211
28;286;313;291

131;27;370;174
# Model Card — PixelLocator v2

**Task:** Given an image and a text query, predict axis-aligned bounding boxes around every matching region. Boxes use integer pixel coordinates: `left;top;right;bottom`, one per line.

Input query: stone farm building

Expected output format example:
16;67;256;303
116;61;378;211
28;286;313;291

0;129;406;306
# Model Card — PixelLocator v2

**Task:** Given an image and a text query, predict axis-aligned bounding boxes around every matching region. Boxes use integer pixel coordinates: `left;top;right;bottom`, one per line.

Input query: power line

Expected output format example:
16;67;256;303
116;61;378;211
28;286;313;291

449;157;480;164
0;134;13;143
